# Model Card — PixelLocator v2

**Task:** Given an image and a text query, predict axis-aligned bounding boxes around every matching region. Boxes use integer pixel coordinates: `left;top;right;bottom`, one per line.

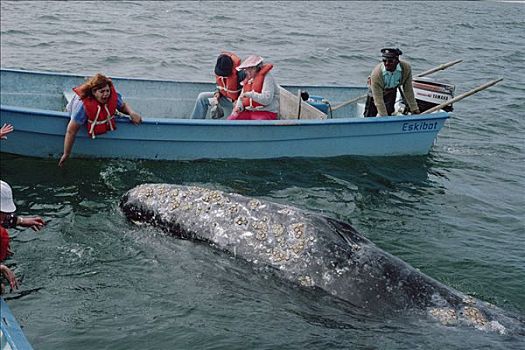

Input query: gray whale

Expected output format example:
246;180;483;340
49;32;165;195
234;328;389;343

120;183;523;334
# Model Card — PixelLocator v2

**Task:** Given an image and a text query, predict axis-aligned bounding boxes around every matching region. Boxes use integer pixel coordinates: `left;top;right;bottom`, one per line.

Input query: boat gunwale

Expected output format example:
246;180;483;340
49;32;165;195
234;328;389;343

0;104;451;127
0;298;34;350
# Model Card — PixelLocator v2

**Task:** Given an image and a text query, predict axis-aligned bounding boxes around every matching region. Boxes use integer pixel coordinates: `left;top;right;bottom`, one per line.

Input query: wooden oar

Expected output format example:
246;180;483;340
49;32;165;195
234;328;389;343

331;59;463;112
421;78;504;114
415;59;463;78
330;94;367;112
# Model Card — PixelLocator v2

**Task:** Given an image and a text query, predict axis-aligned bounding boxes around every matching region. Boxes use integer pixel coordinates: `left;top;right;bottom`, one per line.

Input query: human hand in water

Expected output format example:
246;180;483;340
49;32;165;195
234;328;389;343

18;216;46;231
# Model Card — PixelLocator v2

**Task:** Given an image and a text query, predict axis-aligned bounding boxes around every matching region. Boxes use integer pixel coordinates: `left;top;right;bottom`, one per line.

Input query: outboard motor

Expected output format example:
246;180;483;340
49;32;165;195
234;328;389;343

412;77;455;112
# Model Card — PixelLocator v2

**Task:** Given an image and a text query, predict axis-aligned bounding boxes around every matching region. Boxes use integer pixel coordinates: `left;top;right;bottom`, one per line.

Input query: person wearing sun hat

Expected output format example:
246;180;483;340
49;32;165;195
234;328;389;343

0;181;16;214
228;55;280;120
1;180;16;261
1;180;45;261
0;181;19;293
364;48;420;117
190;52;246;119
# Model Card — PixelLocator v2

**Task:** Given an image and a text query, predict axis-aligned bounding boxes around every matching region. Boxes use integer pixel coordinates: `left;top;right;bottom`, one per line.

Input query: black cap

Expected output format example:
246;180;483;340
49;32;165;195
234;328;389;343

381;48;402;59
214;54;233;77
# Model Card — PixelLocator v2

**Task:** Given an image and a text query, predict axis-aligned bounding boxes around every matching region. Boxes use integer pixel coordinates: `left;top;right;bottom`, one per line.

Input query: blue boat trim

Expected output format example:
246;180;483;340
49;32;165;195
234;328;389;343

1;298;34;350
0;104;450;126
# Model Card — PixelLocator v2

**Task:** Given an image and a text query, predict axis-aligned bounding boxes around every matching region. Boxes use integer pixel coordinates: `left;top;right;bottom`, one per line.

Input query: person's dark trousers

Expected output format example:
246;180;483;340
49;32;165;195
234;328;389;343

363;88;397;117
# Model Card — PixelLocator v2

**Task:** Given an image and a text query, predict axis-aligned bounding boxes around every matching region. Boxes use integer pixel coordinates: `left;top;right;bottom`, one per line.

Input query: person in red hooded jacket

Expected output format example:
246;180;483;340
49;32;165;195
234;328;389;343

1;180;45;262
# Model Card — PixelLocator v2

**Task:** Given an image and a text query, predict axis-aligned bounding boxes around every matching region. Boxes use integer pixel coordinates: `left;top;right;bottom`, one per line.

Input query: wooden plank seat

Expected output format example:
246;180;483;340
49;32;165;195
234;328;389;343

278;86;327;120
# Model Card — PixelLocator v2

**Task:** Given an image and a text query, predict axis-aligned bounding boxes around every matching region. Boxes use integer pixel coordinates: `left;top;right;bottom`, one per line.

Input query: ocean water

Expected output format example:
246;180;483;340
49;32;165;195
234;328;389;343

1;1;524;349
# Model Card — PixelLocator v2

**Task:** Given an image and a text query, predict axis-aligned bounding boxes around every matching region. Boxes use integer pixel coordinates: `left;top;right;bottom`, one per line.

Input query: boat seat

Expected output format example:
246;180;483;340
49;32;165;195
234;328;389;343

278;86;327;120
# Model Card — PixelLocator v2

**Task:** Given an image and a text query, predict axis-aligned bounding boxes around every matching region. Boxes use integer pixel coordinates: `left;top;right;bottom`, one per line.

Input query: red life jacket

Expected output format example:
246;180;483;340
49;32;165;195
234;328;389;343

0;227;11;261
241;64;274;110
73;85;118;139
215;52;242;102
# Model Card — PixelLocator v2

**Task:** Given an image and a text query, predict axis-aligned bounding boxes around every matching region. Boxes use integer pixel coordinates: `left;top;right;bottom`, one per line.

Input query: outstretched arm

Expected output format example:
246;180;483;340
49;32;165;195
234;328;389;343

119;102;142;125
0;123;14;139
0;264;18;293
17;216;46;231
59;120;81;167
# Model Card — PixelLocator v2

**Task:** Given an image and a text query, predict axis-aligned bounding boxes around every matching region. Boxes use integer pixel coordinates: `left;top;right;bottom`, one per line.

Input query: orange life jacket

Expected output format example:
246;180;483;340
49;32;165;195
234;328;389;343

215;52;242;102
0;227;11;261
241;64;274;110
73;85;118;139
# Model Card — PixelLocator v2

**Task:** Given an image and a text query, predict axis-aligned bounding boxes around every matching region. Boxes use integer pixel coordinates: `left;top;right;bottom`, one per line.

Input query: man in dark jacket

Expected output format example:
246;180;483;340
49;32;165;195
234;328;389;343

364;48;420;117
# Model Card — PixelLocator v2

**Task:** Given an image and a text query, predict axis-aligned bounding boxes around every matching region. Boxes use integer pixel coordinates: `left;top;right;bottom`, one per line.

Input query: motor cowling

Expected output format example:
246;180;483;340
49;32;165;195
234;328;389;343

412;77;455;112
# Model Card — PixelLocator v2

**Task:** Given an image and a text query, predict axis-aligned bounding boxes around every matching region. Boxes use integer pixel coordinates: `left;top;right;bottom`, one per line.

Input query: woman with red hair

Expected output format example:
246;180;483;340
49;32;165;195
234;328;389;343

59;73;142;167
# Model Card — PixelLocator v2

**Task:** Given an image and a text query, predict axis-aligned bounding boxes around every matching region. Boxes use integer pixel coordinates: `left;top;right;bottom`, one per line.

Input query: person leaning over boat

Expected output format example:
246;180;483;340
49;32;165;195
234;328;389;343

58;73;142;167
1;180;46;262
190;52;246;119
228;55;280;121
364;48;420;117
